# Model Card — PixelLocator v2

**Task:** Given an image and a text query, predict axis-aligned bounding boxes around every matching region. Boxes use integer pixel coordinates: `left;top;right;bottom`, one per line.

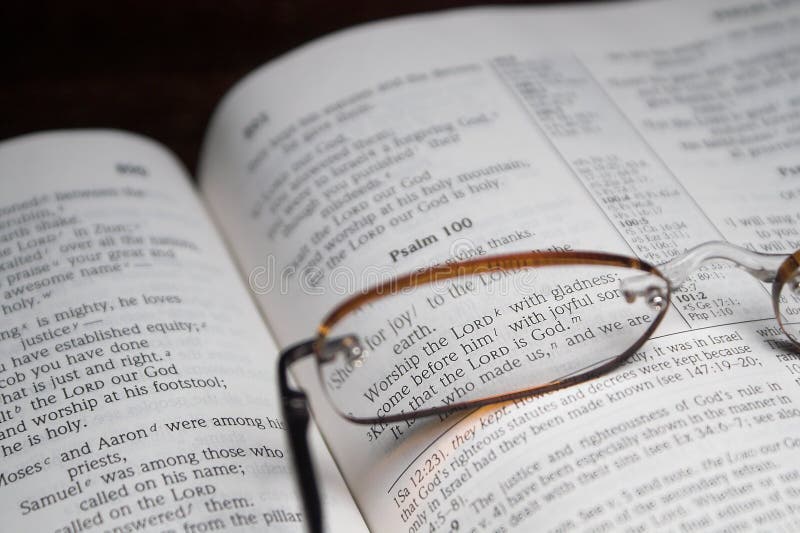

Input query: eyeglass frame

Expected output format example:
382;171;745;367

278;241;800;532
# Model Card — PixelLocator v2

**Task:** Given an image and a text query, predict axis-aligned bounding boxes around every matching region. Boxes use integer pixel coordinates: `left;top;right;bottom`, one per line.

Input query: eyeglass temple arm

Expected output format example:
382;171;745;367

657;241;785;289
279;340;323;533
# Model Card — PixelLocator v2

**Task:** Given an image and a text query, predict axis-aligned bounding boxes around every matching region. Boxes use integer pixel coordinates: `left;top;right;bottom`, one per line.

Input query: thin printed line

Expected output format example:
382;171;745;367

488;57;694;328
649;316;776;340
570;55;726;241
487;59;639;261
387;410;473;494
571;55;779;306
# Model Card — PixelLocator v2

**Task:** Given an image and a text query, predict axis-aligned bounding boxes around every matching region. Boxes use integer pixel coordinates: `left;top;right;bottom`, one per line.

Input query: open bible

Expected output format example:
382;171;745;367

3;0;800;530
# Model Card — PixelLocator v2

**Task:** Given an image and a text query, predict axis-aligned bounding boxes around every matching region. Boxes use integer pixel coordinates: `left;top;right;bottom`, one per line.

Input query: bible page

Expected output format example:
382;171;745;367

200;1;800;531
0;131;363;532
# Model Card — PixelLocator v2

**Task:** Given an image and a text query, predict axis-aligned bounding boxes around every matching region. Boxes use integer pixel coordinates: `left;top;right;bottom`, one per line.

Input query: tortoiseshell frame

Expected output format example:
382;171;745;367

278;246;800;533
315;251;669;424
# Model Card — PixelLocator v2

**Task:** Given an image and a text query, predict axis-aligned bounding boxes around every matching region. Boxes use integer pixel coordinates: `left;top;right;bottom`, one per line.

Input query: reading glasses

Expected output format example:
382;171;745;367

278;241;800;532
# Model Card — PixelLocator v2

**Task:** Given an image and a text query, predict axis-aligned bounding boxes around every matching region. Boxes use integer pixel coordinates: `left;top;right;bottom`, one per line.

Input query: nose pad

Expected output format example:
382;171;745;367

621;274;668;310
790;273;800;296
645;287;667;310
319;334;367;365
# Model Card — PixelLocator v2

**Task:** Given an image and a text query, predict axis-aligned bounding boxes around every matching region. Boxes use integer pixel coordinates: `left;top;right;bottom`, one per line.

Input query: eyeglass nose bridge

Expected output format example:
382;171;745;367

656;241;785;288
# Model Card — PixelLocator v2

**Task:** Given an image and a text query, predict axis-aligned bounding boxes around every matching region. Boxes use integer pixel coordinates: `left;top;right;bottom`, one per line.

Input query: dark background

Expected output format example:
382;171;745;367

1;1;586;178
